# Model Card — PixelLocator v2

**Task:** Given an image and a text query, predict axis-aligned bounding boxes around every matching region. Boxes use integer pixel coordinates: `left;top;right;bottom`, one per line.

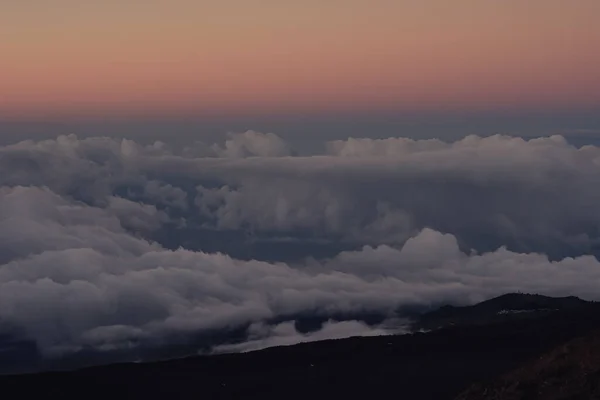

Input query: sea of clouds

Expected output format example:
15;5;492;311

2;131;600;358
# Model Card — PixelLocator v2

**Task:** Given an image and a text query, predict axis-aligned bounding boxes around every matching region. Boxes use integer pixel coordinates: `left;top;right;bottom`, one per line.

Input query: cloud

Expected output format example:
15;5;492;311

212;319;404;354
211;130;293;158
2;186;600;357
172;134;600;258
2;132;600;359
325;136;447;157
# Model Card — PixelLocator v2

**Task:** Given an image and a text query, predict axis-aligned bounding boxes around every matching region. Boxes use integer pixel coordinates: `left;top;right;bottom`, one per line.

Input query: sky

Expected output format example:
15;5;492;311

3;1;600;372
1;0;600;120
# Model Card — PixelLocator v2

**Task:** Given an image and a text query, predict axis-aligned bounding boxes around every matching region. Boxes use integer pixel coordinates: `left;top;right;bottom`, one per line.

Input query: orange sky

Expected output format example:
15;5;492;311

1;1;599;119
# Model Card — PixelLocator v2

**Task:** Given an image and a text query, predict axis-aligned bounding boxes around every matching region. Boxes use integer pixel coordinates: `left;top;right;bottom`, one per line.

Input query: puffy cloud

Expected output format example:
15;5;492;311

104;196;170;233
180;134;600;256
2;131;600;360
0;186;413;354
141;180;189;211
3;186;600;358
211;130;293;158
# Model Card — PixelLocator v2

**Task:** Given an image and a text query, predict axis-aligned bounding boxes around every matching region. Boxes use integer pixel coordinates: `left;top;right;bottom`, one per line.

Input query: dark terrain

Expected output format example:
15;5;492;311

2;294;600;400
457;329;600;399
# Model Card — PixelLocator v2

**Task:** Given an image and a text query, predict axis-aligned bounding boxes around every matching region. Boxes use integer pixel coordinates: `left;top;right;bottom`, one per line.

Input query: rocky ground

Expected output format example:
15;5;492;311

457;329;600;400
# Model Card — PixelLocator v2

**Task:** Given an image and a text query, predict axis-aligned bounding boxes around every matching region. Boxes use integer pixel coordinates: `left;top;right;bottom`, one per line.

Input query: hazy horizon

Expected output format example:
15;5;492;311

2;1;599;120
2;1;600;369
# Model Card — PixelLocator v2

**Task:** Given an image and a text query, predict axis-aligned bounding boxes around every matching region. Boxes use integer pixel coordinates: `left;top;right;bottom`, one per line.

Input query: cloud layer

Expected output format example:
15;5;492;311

212;319;403;354
2;131;600;357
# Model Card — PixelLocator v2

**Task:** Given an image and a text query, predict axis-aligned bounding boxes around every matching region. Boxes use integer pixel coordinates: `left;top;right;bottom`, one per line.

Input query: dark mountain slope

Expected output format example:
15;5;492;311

2;298;600;400
457;329;600;400
414;293;591;331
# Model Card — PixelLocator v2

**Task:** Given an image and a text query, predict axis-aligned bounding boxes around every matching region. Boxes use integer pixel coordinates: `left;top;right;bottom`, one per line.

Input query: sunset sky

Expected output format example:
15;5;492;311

5;1;600;374
2;0;600;120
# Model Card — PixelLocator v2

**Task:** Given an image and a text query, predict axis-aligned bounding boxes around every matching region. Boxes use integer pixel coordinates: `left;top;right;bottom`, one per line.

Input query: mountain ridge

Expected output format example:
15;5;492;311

2;293;600;399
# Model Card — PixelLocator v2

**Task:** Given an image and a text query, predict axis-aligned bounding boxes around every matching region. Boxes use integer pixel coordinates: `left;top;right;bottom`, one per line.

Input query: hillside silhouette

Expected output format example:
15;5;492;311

414;293;591;331
1;294;600;399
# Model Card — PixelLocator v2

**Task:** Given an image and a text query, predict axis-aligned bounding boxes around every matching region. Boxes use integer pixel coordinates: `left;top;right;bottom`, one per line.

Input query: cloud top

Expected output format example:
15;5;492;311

1;131;600;357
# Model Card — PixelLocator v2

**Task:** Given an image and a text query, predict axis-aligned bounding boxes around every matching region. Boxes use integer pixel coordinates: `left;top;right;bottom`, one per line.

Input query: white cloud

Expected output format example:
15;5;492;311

211;130;292;158
2;132;600;357
2;186;600;356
